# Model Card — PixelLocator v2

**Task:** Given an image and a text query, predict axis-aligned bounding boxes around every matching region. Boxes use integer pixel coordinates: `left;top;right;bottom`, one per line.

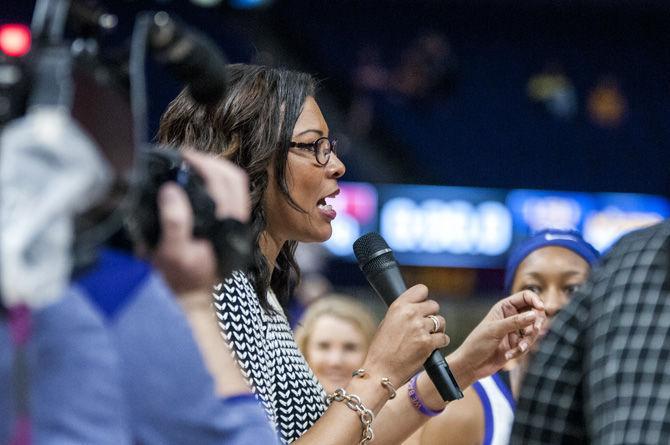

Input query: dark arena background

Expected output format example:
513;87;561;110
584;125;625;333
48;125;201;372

2;0;669;346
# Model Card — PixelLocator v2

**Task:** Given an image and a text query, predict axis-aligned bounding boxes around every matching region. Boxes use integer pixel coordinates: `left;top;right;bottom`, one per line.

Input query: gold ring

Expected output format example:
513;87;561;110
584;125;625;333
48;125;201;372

427;315;441;334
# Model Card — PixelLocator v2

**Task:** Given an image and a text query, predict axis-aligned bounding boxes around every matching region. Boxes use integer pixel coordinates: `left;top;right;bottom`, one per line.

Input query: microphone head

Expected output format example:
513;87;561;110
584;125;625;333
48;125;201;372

150;12;228;106
353;232;397;275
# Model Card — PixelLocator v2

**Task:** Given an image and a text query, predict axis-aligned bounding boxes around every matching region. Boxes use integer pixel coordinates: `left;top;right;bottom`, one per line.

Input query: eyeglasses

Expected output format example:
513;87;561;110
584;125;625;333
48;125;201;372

289;137;338;166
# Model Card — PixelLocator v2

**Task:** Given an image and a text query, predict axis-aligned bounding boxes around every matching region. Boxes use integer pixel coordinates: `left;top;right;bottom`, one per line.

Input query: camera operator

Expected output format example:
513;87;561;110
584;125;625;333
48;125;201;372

150;150;252;396
0;104;131;444
1;134;279;444
0;10;277;438
102;149;279;444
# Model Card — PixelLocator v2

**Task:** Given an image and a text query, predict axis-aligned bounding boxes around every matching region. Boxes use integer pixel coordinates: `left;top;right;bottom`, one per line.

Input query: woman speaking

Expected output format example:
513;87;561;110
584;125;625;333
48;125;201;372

158;64;546;444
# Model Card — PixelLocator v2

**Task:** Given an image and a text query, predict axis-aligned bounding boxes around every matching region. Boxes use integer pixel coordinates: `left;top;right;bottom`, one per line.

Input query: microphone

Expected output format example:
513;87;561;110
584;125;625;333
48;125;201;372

353;232;463;402
149;11;227;105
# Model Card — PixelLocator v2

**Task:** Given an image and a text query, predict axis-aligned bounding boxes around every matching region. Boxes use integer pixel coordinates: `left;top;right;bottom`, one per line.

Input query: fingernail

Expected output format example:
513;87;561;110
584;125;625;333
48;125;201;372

535;319;543;330
519;341;528;352
505;351;514;360
523;312;535;321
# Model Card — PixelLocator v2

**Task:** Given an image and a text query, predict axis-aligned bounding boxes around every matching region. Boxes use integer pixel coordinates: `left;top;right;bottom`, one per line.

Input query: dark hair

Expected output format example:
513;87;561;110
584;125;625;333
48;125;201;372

157;64;316;312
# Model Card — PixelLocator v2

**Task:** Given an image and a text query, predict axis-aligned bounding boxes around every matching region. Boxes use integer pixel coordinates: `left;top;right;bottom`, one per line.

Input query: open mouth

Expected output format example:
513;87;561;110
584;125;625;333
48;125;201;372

317;189;339;220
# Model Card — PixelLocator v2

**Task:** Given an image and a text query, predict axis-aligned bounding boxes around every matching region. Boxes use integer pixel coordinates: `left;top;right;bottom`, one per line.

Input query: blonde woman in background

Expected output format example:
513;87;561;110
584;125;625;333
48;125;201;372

296;295;377;394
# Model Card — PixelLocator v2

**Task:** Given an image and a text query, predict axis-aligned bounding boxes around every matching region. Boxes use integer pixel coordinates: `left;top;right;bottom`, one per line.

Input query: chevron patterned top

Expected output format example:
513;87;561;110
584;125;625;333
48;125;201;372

214;271;327;443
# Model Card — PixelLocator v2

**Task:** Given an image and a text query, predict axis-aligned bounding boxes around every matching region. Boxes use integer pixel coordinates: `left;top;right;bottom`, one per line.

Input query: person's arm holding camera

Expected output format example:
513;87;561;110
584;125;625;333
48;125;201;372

140;150;278;444
152;150;253;397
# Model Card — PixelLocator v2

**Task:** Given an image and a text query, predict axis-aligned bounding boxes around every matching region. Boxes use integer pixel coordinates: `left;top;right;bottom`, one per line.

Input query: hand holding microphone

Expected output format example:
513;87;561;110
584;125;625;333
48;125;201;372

360;283;451;391
354;232;463;402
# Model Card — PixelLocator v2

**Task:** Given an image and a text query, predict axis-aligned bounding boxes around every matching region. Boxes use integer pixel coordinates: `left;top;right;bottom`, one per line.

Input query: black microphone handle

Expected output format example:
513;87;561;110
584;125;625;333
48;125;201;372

366;264;463;402
365;262;407;307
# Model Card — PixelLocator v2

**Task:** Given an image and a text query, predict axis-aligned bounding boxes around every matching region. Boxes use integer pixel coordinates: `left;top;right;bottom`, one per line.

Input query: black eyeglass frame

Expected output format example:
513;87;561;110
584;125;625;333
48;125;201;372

289;136;338;166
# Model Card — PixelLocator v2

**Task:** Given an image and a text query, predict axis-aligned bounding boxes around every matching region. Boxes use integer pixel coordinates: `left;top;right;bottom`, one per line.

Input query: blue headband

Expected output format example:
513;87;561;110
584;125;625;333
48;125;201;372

504;229;600;293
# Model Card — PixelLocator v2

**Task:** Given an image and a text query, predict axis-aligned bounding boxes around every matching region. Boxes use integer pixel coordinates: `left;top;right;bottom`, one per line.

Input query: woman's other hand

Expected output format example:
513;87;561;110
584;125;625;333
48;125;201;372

447;290;546;389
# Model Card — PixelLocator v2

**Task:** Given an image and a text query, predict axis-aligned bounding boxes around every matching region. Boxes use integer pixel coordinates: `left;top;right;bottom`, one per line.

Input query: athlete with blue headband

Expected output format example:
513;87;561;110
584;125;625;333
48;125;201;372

417;229;599;445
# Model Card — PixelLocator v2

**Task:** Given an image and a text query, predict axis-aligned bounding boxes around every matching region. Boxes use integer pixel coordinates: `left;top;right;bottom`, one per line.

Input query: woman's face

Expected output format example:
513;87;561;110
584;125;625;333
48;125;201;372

511;246;590;335
264;96;346;244
306;315;368;394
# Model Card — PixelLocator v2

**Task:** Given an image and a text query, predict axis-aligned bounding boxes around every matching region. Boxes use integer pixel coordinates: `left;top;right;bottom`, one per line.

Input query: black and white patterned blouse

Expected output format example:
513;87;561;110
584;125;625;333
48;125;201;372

214;271;327;444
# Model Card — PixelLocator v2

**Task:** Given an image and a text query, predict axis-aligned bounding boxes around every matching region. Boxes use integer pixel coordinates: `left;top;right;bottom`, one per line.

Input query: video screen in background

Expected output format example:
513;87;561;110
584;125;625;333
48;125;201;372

325;181;669;268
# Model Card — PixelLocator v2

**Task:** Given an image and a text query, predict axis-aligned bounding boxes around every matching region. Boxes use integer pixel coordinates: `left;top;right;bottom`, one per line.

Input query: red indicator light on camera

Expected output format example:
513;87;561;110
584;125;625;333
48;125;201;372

0;24;31;57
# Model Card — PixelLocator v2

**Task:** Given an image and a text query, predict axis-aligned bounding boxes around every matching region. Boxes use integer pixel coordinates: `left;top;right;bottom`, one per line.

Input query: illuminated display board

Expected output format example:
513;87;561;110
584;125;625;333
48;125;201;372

325;182;670;268
378;185;512;267
507;190;670;252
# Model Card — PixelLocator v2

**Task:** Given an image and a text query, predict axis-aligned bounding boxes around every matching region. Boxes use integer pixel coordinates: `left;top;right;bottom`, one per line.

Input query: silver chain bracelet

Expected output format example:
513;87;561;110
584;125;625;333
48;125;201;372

327;388;375;444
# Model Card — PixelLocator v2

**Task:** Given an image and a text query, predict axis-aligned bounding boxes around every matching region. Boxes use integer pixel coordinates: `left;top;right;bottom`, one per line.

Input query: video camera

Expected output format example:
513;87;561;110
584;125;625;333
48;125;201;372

130;147;251;282
0;0;250;306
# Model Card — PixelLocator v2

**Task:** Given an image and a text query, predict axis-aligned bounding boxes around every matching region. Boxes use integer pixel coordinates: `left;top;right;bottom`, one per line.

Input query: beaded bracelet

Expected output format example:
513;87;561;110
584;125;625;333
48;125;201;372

408;373;445;417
